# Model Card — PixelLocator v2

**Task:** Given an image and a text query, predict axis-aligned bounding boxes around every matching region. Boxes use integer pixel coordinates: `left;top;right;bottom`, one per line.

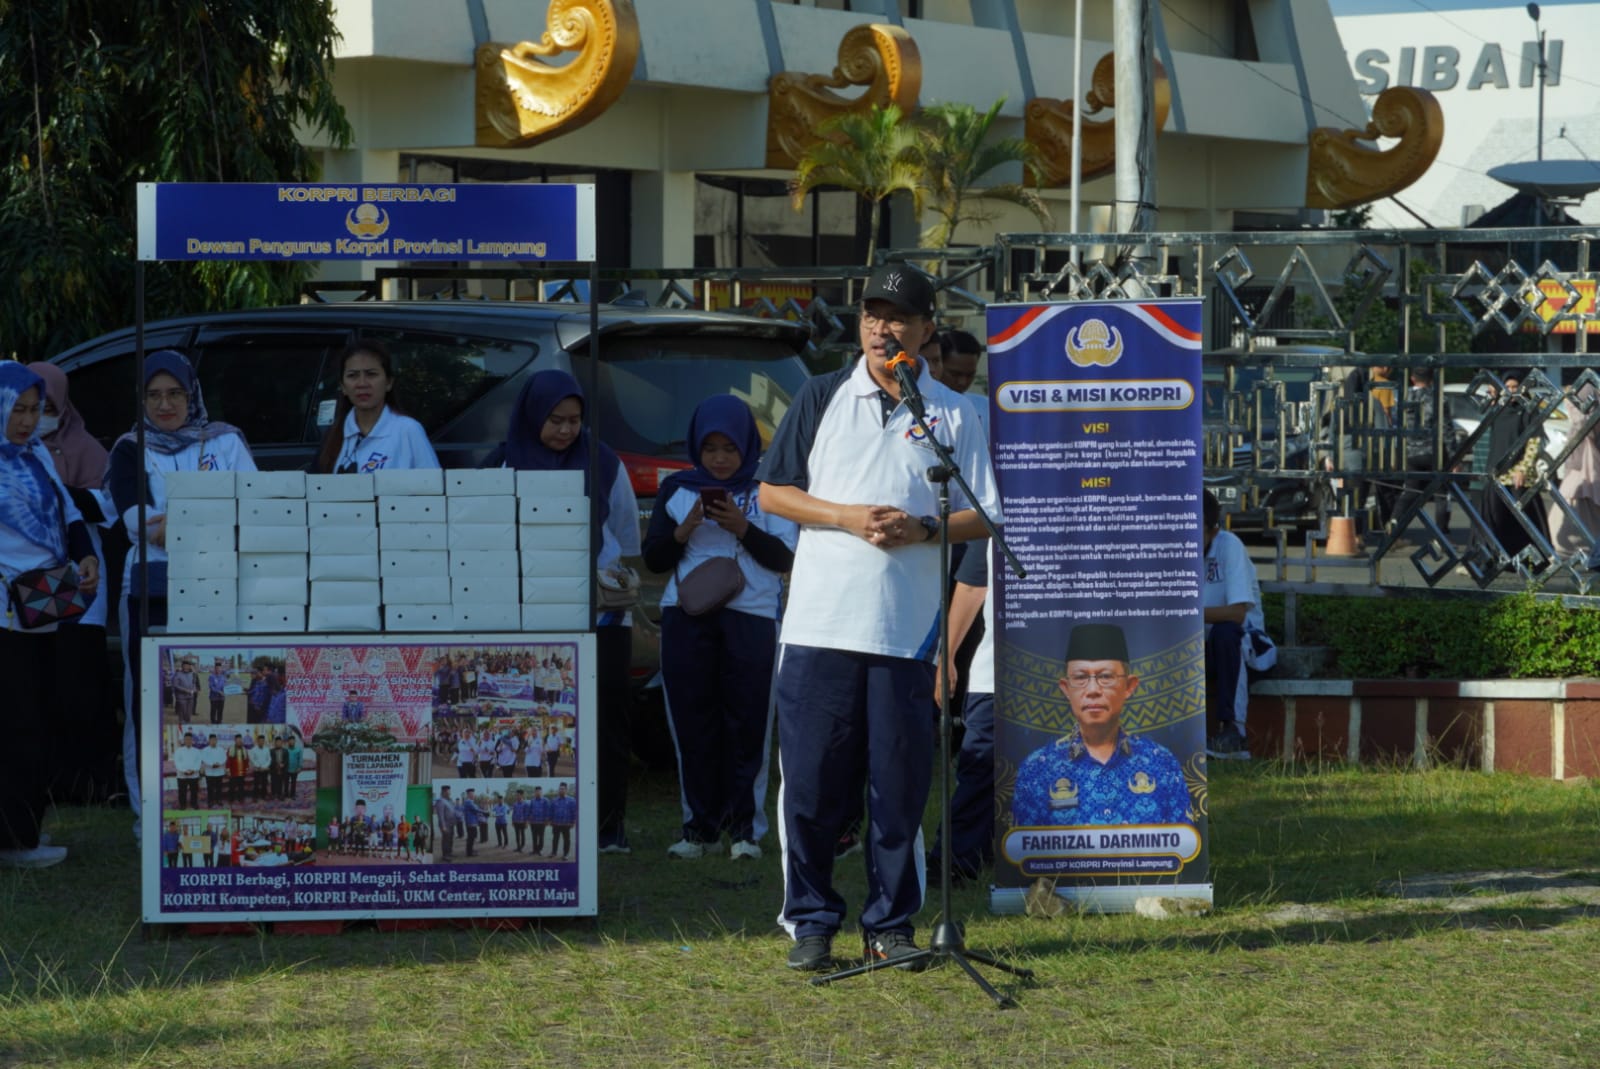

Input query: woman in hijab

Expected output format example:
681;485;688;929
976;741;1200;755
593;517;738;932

641;395;797;861
1548;382;1600;559
106;350;256;830
30;362;120;804
485;369;640;853
0;362;100;868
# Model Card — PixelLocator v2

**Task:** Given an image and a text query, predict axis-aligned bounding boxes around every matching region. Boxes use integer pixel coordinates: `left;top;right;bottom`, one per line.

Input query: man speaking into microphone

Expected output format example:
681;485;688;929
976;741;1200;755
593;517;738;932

757;262;1000;972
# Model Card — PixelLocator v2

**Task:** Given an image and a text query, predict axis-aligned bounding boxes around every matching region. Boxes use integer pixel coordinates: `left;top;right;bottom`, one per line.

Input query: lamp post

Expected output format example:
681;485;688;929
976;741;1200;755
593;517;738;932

1528;3;1546;161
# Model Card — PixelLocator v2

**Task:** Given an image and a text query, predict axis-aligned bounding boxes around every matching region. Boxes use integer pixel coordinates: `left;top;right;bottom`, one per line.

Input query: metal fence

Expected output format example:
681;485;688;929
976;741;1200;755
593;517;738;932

304;225;1600;601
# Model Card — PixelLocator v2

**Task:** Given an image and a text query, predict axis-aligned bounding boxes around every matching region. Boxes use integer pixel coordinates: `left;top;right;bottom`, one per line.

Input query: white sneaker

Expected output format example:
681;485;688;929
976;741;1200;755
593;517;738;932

0;844;68;869
666;838;709;860
730;840;762;861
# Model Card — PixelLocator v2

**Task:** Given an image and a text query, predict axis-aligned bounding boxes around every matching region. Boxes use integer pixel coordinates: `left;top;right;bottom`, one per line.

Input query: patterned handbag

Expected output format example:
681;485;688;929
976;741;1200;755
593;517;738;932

8;562;90;630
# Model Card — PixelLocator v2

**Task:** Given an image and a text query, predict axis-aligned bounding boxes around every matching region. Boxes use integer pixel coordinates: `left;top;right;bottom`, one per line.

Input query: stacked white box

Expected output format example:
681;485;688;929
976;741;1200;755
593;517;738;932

232;476;308;630
517;491;591;631
375;474;451;627
306;480;380;629
164;475;238;633
442;469;520;631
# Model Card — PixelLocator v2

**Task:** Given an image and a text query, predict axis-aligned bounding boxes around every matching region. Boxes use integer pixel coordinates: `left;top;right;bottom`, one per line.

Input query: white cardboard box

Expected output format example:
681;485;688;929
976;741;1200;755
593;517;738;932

387;576;451;604
238;553;309;581
521;603;588;631
168;606;237;633
384;604;454;631
452;603;522;631
310;580;381;607
308;502;377;527
306;474;375;501
522;576;590;604
237;471;306;499
447;469;516;497
378;496;448;524
380;523;448;551
307;604;382;632
373;469;444;496
519;523;590;552
518;496;588;523
452;577;522;604
516;470;585;497
167;524;235;554
166;550;238;579
450;550;518;577
163;471;235;499
519;549;591;578
447;523;518;551
448;496;516;524
238;526;309;553
309;525;379;554
169;578;238;608
236;605;306;632
308;553;380;581
240;499;307;527
380;550;449;579
166;499;236;525
238;575;308;604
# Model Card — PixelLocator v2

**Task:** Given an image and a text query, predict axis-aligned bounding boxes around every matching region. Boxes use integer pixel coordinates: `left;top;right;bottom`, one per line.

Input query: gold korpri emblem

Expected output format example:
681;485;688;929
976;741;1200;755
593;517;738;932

1049;778;1079;809
1128;771;1157;795
1066;319;1123;367
345;203;390;239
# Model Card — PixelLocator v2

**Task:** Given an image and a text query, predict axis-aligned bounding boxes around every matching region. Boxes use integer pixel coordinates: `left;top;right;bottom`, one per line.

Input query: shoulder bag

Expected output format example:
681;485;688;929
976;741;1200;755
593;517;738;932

674;547;745;617
5;479;89;630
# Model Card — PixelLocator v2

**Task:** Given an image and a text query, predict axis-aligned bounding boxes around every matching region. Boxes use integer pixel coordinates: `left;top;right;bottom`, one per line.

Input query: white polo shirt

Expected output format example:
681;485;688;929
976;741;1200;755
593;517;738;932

758;356;1000;660
108;433;257;572
1203;529;1265;635
334;405;439;472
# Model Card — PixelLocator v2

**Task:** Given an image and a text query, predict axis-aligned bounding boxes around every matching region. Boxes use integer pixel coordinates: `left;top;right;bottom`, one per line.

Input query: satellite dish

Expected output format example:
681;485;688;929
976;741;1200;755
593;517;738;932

1488;160;1600;200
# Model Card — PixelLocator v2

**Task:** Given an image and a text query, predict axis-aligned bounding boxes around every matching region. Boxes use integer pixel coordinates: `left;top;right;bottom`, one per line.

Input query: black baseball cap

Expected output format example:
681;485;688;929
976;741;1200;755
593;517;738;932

861;263;936;318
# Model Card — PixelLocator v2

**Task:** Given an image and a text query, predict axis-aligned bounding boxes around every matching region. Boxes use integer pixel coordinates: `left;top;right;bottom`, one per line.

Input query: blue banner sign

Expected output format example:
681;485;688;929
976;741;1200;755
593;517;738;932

985;299;1211;913
137;182;595;262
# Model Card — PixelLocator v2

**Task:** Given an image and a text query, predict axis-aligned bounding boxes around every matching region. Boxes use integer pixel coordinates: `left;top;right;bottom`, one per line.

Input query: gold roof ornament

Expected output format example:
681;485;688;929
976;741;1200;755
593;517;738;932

766;23;922;170
475;0;640;149
1025;52;1170;189
1305;86;1443;209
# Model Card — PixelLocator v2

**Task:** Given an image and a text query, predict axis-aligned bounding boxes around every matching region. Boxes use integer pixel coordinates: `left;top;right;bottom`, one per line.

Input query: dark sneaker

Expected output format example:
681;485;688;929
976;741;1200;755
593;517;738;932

864;930;926;972
1206;728;1252;761
834;828;863;859
786;934;835;971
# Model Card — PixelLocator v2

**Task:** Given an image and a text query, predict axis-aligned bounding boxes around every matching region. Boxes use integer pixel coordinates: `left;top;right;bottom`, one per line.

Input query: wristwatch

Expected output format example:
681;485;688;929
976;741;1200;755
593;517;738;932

917;515;940;543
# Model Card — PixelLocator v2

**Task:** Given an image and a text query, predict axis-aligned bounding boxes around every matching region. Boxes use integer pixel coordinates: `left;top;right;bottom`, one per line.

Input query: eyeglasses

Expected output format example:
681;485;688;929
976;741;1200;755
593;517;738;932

1063;671;1126;690
145;388;189;406
860;308;924;331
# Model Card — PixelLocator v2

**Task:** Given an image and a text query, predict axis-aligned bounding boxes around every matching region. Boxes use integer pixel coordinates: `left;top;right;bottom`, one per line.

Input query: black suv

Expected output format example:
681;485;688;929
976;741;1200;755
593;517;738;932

52;301;816;761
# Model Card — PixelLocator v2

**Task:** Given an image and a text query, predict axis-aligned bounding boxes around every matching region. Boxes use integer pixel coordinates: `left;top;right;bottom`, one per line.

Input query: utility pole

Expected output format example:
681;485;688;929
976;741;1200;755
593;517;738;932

1112;0;1156;282
1528;3;1547;160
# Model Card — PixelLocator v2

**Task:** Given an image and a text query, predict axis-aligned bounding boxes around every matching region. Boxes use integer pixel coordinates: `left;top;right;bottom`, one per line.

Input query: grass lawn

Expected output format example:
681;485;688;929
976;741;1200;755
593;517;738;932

4;761;1599;1068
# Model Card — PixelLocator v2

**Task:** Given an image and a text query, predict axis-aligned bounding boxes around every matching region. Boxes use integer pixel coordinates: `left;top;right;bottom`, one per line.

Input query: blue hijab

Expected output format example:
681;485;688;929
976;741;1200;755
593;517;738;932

673;394;762;494
503;370;619;522
110;349;246;458
0;362;66;559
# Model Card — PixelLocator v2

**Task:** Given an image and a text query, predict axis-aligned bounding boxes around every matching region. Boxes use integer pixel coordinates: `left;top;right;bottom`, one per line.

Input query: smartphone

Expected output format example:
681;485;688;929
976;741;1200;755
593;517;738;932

700;488;729;509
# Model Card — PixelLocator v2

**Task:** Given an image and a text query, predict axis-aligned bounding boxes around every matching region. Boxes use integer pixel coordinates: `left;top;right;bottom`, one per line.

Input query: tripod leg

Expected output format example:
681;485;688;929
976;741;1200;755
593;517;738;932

959;948;1034;980
947;951;1017;1009
810;948;936;985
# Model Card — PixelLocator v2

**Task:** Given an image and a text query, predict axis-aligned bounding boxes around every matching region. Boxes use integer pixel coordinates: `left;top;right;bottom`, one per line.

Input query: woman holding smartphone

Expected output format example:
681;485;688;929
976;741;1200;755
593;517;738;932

642;395;797;860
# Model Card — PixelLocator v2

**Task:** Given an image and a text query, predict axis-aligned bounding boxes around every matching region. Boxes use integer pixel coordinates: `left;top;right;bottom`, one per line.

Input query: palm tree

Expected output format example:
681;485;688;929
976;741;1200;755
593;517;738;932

913;98;1050;248
789;104;923;266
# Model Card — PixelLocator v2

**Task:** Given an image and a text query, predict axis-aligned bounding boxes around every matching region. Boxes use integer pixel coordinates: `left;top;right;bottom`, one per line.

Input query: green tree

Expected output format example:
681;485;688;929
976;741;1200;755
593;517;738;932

0;1;352;362
912;97;1050;248
788;103;922;266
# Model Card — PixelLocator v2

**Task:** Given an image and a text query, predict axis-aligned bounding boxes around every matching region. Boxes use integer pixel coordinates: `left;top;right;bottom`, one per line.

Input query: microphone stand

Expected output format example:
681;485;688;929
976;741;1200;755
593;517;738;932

811;360;1030;1008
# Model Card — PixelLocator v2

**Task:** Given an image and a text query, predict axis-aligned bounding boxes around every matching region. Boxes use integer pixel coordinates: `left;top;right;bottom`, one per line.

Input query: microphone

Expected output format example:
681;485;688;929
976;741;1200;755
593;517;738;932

884;338;925;415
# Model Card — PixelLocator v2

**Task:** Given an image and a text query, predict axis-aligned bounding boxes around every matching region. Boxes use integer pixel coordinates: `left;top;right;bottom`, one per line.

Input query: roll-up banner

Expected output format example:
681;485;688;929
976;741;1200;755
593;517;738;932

985;299;1212;913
